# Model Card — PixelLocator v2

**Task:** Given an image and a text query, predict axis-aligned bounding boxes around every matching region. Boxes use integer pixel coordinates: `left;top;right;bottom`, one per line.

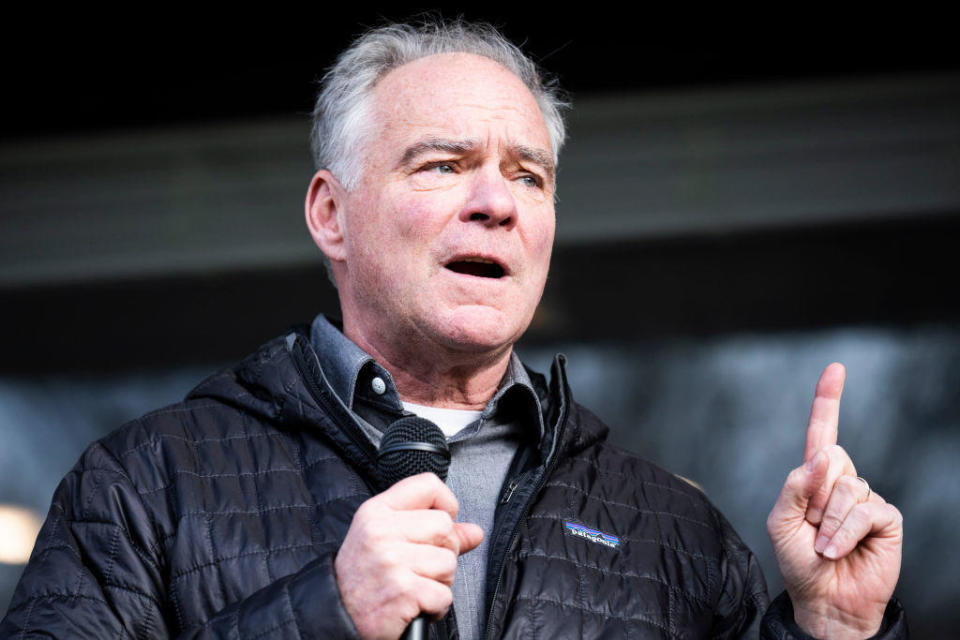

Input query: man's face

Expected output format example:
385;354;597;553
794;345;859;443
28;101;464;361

333;53;556;359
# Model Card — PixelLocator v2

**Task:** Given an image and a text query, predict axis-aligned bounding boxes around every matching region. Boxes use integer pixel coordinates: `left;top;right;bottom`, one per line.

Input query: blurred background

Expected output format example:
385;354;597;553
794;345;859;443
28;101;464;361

2;7;958;636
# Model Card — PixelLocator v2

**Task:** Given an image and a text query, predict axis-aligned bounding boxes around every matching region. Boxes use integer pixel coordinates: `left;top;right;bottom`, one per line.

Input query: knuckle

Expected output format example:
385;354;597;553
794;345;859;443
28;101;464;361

352;505;383;533
420;582;453;615
427;512;454;541
431;585;453;611
351;502;371;524
786;467;806;486
848;503;872;528
833;477;861;502
441;530;459;553
426;472;445;490
826;444;855;469
439;586;453;609
820;513;842;533
357;495;382;514
889;504;904;527
836;475;858;493
435;509;454;527
440;548;458;577
831;526;850;548
390;567;415;594
826;444;848;458
439;513;457;533
356;519;383;546
380;544;402;569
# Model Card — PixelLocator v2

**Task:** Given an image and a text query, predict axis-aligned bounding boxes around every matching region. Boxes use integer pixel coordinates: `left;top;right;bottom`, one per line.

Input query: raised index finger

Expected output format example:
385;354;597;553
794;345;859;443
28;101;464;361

803;363;846;463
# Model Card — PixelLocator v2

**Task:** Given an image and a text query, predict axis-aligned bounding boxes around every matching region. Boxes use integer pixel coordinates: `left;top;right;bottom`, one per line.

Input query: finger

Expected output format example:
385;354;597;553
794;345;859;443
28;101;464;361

377;472;459;519
822;501;904;560
767;449;829;541
454;522;484;554
411;574;454;618
404;543;458;586
803;363;846;463
814;475;871;553
804;444;857;526
391;509;460;552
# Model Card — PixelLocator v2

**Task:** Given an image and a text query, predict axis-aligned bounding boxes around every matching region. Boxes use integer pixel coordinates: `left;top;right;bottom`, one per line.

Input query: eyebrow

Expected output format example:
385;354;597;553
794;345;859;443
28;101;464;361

398;138;478;168
512;144;555;180
397;137;555;180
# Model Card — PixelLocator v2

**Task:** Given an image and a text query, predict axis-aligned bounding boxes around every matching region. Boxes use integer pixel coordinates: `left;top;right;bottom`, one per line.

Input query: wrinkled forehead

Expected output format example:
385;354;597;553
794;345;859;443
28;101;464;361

367;53;552;156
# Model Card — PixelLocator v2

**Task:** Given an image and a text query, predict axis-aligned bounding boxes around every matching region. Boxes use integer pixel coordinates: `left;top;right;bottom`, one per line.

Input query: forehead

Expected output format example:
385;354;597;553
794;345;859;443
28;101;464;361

367;53;551;152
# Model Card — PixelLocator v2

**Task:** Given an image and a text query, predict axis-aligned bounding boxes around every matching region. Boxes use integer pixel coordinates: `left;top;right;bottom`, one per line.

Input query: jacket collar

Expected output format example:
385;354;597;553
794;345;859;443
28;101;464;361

188;327;609;485
309;314;546;443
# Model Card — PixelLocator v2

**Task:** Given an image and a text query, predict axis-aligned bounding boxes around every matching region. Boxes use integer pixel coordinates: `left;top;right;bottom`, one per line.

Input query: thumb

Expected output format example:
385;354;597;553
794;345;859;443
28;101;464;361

454;522;484;555
767;450;828;541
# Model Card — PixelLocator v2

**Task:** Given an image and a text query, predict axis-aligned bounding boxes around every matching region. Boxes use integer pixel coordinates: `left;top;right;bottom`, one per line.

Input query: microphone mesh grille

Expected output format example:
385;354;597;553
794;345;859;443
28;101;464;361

378;416;451;486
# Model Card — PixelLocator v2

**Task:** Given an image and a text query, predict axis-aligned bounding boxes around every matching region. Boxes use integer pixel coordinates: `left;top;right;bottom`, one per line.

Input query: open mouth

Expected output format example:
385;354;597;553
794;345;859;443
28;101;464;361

445;257;506;279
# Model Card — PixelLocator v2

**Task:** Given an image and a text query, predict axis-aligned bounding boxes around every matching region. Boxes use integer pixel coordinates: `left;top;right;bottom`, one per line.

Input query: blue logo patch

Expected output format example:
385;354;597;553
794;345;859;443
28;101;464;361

564;521;620;549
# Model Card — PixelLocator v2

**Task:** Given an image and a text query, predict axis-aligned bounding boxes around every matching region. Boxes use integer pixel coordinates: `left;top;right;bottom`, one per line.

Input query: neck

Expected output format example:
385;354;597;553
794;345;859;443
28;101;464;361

343;324;513;411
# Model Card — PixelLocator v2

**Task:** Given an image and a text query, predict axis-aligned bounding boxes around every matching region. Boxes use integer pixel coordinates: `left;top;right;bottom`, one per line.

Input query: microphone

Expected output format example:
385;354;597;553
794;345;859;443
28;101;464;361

377;416;451;640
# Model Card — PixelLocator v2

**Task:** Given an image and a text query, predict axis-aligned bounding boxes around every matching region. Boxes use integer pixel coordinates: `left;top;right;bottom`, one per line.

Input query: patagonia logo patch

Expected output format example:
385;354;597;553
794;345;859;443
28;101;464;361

564;521;620;549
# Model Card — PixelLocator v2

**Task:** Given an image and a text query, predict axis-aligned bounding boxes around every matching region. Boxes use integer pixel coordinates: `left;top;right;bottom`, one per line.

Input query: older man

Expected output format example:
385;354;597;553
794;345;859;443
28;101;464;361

2;20;904;640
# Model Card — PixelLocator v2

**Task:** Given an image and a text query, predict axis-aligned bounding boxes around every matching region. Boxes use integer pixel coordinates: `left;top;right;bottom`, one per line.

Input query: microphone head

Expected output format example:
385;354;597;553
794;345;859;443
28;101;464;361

377;416;451;487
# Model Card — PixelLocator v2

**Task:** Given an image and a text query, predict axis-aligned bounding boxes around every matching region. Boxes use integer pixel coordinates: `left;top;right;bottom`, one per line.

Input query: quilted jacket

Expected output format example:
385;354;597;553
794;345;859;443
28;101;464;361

1;330;907;639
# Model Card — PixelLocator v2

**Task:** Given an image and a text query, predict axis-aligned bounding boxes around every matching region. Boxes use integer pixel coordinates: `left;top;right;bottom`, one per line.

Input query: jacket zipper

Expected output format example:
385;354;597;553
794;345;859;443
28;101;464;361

483;388;568;640
500;478;520;505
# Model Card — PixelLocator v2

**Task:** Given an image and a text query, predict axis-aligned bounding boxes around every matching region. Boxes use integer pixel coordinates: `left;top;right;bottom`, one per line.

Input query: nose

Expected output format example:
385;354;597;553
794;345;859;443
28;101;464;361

459;166;517;230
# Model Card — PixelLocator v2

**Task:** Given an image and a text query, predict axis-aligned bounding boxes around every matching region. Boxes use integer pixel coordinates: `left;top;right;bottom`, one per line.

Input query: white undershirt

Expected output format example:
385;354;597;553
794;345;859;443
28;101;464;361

401;401;483;438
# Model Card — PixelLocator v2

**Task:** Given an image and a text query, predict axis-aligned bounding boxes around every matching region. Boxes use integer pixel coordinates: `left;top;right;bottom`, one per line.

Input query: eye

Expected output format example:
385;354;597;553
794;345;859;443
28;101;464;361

426;162;456;175
517;174;542;189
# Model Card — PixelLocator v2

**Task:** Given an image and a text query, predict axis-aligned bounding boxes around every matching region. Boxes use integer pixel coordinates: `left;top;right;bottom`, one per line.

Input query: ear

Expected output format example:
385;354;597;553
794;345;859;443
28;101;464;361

305;170;347;262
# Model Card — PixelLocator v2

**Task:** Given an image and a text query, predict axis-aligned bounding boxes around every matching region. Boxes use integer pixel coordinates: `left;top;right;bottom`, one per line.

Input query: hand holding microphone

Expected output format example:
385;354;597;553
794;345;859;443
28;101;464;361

334;417;483;640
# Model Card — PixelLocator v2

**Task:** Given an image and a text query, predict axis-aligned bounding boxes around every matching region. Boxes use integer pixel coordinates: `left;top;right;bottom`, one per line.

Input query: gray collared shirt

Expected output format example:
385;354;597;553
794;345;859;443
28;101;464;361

309;315;544;640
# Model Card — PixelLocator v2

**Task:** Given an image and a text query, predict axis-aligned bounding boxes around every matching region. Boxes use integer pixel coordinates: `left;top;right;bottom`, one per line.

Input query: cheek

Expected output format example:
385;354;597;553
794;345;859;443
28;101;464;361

527;215;556;274
343;202;397;284
346;192;405;251
387;191;462;247
346;193;450;280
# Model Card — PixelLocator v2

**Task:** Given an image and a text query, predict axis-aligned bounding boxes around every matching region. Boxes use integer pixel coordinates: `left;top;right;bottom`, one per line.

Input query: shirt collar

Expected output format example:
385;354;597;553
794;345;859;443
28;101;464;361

309;313;545;441
479;349;545;443
310;314;403;412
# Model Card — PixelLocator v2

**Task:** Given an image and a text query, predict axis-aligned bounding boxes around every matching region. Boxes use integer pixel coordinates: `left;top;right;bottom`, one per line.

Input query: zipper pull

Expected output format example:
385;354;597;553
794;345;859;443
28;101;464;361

501;477;520;504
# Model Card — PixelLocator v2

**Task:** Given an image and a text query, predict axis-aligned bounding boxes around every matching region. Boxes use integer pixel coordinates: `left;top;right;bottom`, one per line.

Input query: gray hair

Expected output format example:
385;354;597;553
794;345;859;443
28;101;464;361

310;19;569;191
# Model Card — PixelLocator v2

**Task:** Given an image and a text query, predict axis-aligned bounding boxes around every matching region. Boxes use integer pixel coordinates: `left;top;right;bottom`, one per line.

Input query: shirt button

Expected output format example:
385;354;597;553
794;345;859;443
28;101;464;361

371;376;386;395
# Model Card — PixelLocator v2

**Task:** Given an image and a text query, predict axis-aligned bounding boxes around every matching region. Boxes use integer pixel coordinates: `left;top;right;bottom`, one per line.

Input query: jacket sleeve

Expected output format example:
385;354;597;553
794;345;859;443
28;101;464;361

709;506;770;640
760;592;908;640
0;441;360;639
176;553;359;639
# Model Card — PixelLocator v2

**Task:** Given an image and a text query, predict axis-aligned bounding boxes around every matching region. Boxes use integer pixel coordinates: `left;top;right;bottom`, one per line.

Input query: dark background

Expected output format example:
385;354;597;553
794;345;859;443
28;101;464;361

6;8;958;139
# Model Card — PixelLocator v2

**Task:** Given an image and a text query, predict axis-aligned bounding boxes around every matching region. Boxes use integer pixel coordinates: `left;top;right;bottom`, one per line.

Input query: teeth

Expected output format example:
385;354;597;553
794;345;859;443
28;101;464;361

460;257;496;264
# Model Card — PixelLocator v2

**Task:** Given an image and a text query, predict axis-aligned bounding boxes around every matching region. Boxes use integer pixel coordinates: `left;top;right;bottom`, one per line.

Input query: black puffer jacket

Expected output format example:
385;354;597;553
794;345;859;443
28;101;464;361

2;331;907;639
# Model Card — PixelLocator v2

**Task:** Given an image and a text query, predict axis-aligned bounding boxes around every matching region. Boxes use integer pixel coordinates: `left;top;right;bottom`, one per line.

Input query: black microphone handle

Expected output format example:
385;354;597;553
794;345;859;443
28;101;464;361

402;615;426;640
378;416;451;640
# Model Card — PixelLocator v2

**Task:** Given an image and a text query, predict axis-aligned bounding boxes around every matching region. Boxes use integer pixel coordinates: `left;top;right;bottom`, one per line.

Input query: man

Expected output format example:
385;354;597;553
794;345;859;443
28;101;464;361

2;20;905;639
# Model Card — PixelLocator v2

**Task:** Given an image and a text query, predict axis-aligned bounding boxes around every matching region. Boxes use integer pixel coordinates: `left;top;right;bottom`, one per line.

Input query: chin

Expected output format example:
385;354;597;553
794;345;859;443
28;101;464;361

435;305;529;353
